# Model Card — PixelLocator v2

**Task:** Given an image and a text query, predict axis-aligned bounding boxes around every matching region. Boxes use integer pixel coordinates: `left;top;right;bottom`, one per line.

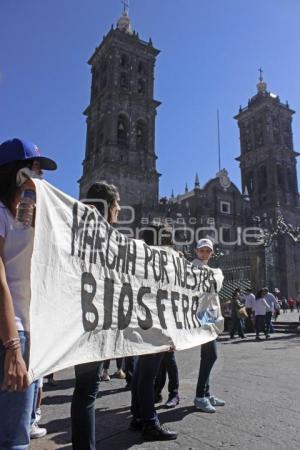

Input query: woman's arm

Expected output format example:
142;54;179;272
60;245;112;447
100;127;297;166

0;237;29;391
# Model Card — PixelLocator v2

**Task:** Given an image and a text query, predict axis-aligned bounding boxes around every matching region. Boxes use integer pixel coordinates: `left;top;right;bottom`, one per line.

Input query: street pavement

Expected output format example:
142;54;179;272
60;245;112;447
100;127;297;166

31;311;300;450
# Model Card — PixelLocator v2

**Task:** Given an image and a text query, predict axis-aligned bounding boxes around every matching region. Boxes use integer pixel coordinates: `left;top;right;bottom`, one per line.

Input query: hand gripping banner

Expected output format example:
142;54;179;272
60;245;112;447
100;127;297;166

28;180;224;382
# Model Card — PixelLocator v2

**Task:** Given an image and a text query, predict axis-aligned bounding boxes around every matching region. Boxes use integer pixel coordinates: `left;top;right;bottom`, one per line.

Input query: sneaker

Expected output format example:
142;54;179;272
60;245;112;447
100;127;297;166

35;408;42;423
142;422;177;441
30;422;47;439
255;336;262;341
210;395;225;407
194;396;216;413
113;369;126;379
265;334;270;339
129;417;143;431
164;394;180;408
101;370;110;381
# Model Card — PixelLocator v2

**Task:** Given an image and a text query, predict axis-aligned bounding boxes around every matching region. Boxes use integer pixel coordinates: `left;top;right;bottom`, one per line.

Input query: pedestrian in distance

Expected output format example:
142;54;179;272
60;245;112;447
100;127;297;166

262;287;278;334
243;287;255;332
230;290;245;339
254;289;271;340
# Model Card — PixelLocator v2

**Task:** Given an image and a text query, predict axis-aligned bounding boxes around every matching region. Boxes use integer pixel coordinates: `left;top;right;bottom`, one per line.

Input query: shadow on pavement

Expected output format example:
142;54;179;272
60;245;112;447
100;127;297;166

43;386;127;406
44;404;197;449
43;378;75;392
220;333;300;345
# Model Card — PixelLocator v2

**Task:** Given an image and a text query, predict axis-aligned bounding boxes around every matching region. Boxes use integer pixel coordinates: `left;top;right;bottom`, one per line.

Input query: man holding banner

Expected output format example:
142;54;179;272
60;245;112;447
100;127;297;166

71;181;121;450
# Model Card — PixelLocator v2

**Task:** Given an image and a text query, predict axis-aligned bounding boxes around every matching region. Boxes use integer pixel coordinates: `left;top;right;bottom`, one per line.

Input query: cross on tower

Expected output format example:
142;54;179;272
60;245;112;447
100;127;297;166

122;0;129;13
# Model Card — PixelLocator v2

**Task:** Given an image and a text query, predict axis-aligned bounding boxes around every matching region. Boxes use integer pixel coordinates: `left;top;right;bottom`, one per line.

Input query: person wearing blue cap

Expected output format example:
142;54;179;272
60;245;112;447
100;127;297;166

0;138;56;449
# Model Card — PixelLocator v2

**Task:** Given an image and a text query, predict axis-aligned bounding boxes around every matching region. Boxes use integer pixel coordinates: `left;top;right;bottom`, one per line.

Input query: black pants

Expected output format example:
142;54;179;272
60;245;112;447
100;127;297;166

196;340;217;398
154;351;179;398
125;356;134;385
245;308;254;332
131;353;163;424
255;315;266;337
103;358;123;371
71;361;103;450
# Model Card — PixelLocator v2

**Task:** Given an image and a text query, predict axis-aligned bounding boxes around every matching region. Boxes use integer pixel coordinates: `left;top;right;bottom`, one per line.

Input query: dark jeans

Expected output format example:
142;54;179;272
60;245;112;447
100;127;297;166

255;315;266;337
196;340;217;398
71;361;103;450
245;308;254;332
125;356;134;385
131;353;163;424
154;351;179;398
230;316;245;338
265;311;273;334
103;358;123;371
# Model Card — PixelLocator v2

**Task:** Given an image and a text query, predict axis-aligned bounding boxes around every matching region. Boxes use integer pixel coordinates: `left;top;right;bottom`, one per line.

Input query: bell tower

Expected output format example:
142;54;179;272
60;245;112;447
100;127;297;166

235;70;299;215
79;5;160;210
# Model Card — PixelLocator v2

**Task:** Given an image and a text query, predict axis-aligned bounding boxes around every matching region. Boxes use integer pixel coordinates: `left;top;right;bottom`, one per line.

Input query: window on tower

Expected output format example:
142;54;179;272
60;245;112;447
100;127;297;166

287;168;294;191
258;166;267;192
120;54;128;67
277;165;283;187
138;61;145;74
136;120;146;148
246;172;254;194
137;79;145;94
117;115;129;147
120;73;128;89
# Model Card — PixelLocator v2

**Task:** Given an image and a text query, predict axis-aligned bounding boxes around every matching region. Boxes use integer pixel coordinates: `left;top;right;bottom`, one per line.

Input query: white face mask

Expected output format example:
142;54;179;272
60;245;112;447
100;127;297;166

16;167;44;187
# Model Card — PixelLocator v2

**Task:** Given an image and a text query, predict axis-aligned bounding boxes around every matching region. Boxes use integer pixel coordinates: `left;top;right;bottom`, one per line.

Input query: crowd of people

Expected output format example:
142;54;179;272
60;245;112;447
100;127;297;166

0;137;297;449
227;285;300;341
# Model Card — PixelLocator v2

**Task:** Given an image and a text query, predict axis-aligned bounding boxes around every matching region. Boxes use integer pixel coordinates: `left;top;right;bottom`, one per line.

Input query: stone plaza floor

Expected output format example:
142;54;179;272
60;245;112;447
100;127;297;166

31;314;300;450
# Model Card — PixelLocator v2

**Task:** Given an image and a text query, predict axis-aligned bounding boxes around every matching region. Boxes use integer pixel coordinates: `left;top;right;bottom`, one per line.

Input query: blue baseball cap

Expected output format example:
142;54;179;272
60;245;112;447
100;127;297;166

0;138;57;170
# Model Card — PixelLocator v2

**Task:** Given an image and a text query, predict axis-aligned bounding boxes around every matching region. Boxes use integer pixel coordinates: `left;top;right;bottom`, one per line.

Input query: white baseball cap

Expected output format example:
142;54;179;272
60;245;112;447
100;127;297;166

196;238;214;251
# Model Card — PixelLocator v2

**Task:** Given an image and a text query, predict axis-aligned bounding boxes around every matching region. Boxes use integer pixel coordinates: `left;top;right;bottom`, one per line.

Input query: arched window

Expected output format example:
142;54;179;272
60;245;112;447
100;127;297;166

258;166;267;192
138;61;145;74
117;115;129;147
277;165;283;186
120;54;128;67
287;168;294;191
137;79;145;94
246;172;254;194
136;120;146;148
120;73;128;89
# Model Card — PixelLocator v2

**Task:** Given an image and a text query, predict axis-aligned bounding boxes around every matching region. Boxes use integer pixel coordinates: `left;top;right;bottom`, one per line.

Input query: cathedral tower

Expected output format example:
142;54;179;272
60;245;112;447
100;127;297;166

235;71;299;216
79;7;160;209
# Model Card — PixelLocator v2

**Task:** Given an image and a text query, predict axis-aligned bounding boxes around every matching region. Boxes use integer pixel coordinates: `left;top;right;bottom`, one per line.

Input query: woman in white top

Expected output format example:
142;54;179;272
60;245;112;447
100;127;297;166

253;288;271;340
0;138;56;449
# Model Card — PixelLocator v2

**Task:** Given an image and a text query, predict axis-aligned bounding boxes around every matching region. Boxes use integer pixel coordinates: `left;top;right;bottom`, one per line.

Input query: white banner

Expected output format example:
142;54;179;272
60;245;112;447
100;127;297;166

28;180;224;382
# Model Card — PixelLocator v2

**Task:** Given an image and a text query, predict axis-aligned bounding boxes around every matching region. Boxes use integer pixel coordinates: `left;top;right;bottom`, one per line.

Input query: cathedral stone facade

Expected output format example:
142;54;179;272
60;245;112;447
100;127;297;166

79;10;300;298
79;10;160;210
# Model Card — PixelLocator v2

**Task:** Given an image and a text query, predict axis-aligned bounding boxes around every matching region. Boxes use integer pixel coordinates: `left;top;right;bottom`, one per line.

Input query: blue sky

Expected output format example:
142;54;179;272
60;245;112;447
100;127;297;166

1;0;300;199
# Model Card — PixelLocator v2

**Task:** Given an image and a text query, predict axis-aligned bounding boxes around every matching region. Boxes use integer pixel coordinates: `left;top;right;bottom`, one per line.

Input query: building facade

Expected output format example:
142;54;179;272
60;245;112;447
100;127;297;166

79;10;160;210
79;10;300;298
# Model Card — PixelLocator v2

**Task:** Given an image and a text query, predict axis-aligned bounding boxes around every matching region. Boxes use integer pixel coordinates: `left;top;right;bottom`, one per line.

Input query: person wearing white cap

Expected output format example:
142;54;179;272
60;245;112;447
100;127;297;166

191;239;226;413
